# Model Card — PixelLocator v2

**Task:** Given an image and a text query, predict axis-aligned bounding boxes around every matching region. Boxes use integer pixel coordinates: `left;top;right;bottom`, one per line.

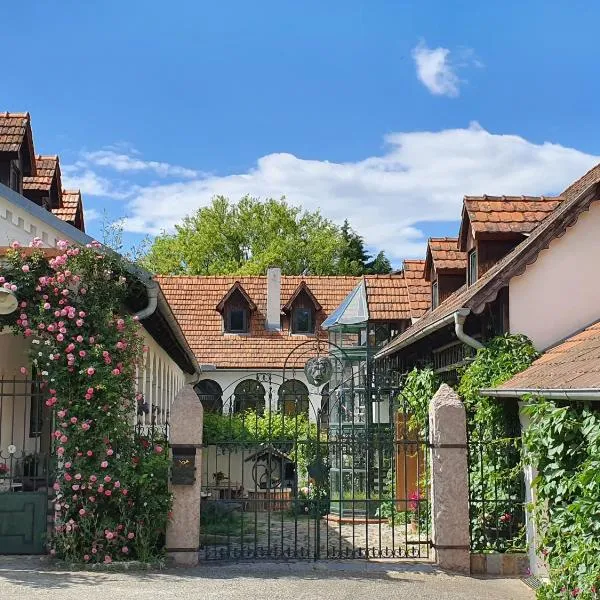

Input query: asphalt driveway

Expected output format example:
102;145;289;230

0;557;535;600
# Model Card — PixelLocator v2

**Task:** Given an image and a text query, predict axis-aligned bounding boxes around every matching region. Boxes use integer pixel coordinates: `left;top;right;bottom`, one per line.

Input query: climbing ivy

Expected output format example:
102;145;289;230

524;399;600;599
458;334;538;553
399;367;439;435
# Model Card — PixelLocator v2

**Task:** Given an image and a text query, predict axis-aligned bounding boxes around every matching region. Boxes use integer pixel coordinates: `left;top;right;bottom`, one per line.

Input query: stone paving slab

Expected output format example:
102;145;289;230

0;556;535;600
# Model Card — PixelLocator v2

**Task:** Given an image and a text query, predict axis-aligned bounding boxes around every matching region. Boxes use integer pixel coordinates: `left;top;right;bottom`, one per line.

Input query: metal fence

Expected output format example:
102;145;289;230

467;427;526;553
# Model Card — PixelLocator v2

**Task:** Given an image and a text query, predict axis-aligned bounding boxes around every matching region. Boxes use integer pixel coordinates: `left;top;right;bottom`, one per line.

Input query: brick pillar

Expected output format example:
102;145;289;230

429;383;470;574
165;384;203;567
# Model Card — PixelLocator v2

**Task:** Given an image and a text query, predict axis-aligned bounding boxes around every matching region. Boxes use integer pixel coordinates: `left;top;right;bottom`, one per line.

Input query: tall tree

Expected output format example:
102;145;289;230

142;196;393;276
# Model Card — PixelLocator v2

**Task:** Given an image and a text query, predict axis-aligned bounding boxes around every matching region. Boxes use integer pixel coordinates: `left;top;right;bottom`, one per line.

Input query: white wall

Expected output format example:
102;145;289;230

0;193;65;248
509;199;600;350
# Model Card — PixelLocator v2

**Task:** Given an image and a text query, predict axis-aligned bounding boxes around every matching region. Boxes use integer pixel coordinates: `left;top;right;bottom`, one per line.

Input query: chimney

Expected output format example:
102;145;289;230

266;267;281;331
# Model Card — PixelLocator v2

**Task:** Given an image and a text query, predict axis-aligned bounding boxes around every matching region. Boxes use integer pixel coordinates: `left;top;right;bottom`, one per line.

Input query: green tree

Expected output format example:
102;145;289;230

142;196;392;276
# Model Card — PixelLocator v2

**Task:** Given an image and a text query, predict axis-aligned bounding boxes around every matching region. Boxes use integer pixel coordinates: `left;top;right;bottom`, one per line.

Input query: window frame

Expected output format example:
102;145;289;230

291;306;314;334
432;280;439;309
467;249;478;287
225;307;249;334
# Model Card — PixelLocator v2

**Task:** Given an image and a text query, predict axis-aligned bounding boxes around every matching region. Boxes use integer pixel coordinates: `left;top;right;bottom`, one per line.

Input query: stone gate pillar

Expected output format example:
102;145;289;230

165;384;204;567
429;383;470;574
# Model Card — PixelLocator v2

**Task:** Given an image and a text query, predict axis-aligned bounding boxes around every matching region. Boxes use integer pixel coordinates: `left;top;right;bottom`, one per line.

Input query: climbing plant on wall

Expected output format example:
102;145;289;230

0;239;172;564
524;399;600;599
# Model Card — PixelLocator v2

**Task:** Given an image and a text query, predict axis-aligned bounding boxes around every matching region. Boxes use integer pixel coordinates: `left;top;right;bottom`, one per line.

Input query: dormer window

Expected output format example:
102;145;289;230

216;282;256;335
432;280;439;309
226;307;248;333
292;306;313;334
283;281;321;336
467;249;478;286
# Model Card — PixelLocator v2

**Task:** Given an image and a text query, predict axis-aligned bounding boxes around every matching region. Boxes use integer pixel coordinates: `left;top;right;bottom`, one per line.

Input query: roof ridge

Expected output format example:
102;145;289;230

0;111;30;118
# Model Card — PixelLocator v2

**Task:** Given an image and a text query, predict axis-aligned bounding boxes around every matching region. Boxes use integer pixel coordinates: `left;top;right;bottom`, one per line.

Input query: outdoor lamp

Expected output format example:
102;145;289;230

0;288;18;315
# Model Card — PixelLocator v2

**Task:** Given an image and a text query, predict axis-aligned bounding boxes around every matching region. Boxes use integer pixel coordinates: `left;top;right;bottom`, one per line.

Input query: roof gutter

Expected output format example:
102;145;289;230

480;388;600;401
454;310;484;350
375;307;479;359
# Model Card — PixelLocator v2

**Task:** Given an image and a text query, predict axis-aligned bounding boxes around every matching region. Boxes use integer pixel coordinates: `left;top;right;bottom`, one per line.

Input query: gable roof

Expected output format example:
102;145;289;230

484;320;600;395
23;155;62;199
458;195;564;251
282;280;322;313
424;238;466;280
0;112;36;175
52;190;85;231
215;281;257;312
156;274;412;369
375;164;600;360
402;260;430;319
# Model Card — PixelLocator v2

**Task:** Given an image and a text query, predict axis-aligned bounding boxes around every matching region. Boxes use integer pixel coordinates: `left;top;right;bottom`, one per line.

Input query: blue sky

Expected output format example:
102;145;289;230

3;1;600;266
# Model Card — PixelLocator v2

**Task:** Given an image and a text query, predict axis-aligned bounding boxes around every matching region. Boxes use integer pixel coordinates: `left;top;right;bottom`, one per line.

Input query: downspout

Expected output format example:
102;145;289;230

134;279;159;320
454;309;484;351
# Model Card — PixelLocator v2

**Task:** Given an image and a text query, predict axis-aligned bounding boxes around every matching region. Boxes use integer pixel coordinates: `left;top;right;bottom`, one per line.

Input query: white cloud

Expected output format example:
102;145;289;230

106;122;599;262
84;207;101;223
83;150;197;178
412;41;476;97
61;165;135;200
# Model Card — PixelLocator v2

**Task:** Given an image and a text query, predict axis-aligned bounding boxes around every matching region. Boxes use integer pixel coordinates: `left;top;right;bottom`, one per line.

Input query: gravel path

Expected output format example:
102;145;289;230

0;557;535;600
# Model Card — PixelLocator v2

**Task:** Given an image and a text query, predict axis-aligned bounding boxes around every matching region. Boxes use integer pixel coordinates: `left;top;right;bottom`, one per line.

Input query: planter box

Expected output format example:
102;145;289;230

470;552;529;576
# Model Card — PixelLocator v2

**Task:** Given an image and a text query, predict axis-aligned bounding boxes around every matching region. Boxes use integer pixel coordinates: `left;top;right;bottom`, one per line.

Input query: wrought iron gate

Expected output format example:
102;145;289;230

0;377;51;554
199;343;430;560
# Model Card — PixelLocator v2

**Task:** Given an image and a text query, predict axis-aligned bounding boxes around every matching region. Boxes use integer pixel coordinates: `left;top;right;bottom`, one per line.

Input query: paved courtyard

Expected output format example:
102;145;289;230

0;557;534;600
201;512;429;559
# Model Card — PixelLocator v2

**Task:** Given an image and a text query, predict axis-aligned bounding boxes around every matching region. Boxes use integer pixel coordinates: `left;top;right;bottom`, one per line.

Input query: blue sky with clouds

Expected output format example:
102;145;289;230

3;1;600;266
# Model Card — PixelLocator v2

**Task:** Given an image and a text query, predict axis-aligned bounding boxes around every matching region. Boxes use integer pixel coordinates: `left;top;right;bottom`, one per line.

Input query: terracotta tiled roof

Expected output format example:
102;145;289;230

156;275;411;369
424;237;466;280
23;155;61;193
52;190;81;224
0;112;36;176
365;275;411;321
0;112;30;153
402;260;430;319
376;164;600;359
496;321;600;391
458;195;564;250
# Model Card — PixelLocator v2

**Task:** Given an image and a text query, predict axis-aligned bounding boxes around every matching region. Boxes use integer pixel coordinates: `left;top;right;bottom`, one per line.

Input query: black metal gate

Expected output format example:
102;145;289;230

0;378;52;554
199;344;430;560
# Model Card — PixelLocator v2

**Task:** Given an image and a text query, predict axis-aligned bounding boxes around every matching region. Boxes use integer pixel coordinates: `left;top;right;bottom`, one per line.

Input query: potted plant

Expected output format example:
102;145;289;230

408;490;422;533
213;471;226;485
0;463;10;492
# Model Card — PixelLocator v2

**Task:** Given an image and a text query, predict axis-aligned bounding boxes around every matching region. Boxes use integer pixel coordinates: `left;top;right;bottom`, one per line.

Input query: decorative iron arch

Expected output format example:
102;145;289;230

277;379;309;416
233;379;266;414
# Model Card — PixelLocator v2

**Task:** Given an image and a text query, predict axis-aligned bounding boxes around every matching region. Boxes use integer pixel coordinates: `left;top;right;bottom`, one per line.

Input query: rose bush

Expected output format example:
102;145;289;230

0;238;172;564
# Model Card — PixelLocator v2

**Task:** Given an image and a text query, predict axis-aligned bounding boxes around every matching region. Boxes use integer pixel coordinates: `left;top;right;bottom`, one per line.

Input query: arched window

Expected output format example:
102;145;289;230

278;379;309;416
233;380;265;414
194;379;223;413
320;383;330;427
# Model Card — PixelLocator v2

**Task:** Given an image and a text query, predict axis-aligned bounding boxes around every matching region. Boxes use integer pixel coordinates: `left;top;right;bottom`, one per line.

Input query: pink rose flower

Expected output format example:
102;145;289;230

106;449;114;456
64;461;72;469
60;435;68;444
87;450;93;457
70;417;77;424
154;445;163;454
21;264;30;273
56;333;64;342
79;508;86;516
74;473;82;480
56;447;65;456
79;350;86;358
112;368;121;376
114;481;121;488
101;461;108;469
43;303;51;310
105;531;114;540
77;336;84;343
82;422;90;431
122;546;129;554
105;490;112;497
89;475;97;482
127;532;135;539
86;367;95;376
83;554;90;561
104;555;112;564
76;319;84;327
19;366;27;375
104;475;111;483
